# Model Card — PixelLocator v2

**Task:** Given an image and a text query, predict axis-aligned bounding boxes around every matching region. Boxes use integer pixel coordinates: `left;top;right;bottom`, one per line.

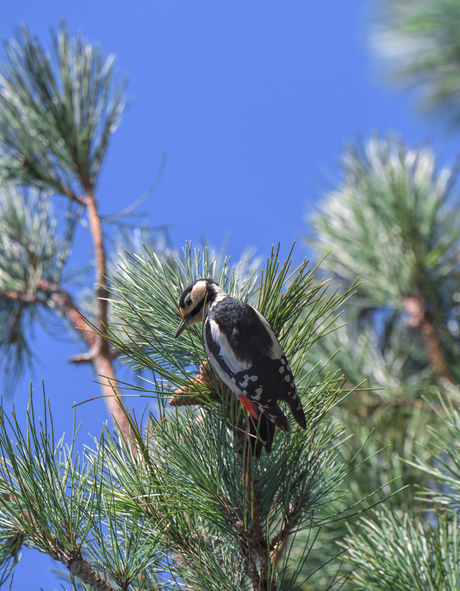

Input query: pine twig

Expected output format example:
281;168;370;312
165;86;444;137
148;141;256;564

52;546;115;591
35;277;130;438
236;431;275;591
404;296;455;385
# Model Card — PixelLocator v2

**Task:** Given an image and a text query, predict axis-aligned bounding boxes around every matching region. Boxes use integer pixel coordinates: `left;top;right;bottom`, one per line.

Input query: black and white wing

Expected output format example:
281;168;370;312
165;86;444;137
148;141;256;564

204;298;306;432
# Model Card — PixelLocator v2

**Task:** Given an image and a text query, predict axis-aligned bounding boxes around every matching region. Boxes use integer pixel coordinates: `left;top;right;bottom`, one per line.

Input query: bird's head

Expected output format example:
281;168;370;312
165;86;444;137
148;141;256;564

174;279;227;338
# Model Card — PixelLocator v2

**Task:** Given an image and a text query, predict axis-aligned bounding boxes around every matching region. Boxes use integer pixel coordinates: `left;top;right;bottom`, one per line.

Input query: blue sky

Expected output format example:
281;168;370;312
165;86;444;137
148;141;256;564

0;1;457;589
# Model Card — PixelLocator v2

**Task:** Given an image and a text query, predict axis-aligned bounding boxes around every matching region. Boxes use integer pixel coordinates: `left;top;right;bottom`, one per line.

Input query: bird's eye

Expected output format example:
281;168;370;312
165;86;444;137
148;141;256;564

185;297;192;307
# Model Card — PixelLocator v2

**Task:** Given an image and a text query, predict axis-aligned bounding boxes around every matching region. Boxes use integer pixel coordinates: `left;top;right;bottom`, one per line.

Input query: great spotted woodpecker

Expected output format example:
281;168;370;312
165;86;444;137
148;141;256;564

174;279;306;453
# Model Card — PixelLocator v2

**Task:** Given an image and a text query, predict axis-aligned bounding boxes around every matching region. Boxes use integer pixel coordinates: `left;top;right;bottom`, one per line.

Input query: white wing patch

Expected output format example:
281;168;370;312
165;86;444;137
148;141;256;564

208;318;251;373
250;306;283;360
205;346;241;394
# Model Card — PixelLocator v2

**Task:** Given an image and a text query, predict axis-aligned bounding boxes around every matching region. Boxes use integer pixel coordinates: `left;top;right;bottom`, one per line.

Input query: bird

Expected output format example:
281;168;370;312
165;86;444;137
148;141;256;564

174;279;306;454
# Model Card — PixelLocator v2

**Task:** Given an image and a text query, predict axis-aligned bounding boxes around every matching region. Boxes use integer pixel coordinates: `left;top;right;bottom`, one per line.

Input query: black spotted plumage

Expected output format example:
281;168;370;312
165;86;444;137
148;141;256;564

175;279;307;453
208;298;274;362
205;299;306;433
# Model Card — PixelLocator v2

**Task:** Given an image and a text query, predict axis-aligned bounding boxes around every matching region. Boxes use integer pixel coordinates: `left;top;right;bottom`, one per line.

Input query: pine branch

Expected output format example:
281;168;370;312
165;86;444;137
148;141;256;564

0;184;78;388
404;296;455;384
39;276;129;437
36;278;96;348
0;24;126;193
312;134;460;387
52;547;116;591
343;508;460;590
231;428;274;591
0;391;168;588
0;276;129;437
373;0;460;125
80;186;130;438
0;24;131;433
0;291;37;304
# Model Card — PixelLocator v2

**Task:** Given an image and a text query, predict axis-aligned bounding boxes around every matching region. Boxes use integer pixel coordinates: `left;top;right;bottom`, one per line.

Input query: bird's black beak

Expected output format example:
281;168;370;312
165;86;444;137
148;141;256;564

174;319;186;338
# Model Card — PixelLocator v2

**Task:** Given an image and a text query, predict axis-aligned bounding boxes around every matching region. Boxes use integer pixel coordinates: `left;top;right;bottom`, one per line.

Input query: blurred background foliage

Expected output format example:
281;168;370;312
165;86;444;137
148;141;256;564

295;132;460;589
372;0;460;126
295;0;460;581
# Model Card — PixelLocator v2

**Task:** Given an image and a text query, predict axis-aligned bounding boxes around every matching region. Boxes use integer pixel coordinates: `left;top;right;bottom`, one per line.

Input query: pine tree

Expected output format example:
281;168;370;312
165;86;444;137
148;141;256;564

373;0;460;124
342;397;460;590
299;0;460;583
303;132;460;588
316;0;460;583
0;23;169;437
0;244;364;590
0;23;371;590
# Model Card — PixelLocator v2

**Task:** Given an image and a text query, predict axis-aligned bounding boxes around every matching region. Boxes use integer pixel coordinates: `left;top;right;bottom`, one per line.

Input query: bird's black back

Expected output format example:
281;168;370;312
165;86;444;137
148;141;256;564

206;297;306;434
209;298;274;362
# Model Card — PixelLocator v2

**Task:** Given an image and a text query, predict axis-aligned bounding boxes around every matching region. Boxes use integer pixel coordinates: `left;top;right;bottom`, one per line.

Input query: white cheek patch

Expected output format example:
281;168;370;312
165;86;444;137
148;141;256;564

209;318;251;373
250;306;283;360
212;284;228;304
190;281;207;303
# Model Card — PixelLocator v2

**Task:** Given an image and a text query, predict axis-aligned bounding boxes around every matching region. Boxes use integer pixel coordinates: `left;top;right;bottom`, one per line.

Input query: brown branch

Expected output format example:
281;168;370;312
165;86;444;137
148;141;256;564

269;514;300;569
63;185;88;206
68;352;95;363
235;430;275;591
36;278;97;350
68;557;115;591
0;290;37;304
76;186;130;439
86;187;110;346
52;546;115;591
34;277;131;439
404;296;455;385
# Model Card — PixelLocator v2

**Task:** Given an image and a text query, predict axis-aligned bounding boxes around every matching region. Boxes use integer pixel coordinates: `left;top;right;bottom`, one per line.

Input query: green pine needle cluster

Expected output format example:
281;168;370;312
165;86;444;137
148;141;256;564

0;245;370;590
0;185;77;391
373;0;460;123
344;509;460;591
0;23;126;194
0;185;76;293
312;133;460;308
306;131;460;588
342;397;460;589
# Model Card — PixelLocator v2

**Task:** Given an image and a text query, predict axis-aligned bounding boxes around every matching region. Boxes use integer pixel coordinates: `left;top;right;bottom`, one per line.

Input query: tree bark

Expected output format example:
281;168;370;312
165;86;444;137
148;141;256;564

82;186;131;438
34;278;131;438
404;296;455;385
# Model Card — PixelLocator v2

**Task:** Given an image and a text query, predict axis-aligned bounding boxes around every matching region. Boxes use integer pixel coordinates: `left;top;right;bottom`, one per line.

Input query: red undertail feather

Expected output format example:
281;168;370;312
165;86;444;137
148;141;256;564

238;395;260;420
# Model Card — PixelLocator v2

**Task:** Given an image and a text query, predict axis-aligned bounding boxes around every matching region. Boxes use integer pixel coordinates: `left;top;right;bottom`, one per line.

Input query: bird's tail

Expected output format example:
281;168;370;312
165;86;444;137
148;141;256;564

283;389;307;429
239;395;279;455
248;414;277;456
